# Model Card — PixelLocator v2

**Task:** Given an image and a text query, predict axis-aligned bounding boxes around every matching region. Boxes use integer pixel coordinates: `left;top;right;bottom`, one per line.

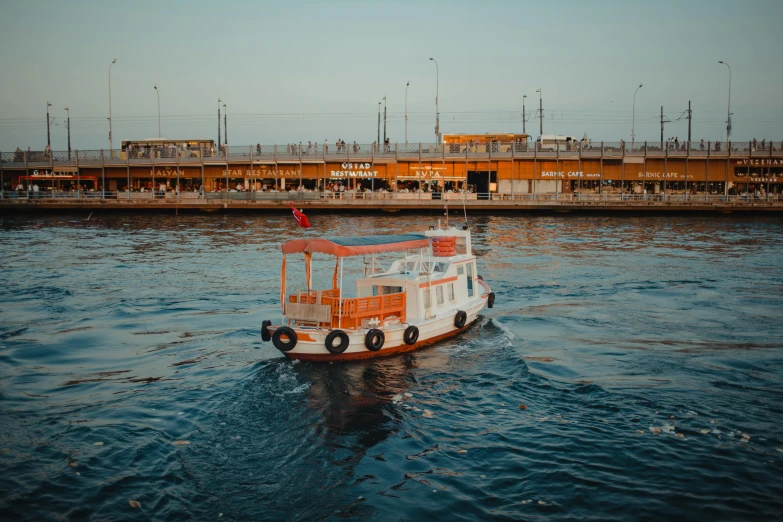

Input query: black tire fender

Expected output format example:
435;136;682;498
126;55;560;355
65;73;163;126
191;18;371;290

364;329;385;351
403;325;419;346
487;292;496;309
261;320;272;342
325;330;350;354
454;310;467;328
272;326;297;352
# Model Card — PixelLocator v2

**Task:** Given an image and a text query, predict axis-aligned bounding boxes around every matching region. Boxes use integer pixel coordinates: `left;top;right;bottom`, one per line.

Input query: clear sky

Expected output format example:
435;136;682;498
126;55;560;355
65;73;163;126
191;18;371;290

1;0;782;151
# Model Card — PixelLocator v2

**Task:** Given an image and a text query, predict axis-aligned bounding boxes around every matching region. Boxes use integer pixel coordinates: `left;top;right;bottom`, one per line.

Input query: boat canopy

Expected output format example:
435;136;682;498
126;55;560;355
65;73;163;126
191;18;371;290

281;234;429;258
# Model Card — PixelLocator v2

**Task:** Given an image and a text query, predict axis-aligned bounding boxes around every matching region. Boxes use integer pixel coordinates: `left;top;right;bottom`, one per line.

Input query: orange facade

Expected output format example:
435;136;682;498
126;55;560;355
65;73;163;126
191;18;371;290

8;156;783;191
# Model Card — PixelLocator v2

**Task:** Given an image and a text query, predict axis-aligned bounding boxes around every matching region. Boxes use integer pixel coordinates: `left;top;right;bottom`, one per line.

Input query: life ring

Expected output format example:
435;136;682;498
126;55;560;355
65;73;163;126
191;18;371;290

272;326;297;352
261;320;272;342
325;330;350;354
454;310;467;328
403;325;419;345
364;329;385;351
487;292;496;309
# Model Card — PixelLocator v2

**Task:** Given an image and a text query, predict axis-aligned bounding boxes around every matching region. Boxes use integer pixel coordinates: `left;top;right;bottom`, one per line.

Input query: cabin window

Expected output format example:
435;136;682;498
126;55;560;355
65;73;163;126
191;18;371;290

436;285;444;305
448;283;455;302
457;265;465;275
467;263;474;298
433;262;449;273
421;261;445;273
372;285;403;296
423;289;431;309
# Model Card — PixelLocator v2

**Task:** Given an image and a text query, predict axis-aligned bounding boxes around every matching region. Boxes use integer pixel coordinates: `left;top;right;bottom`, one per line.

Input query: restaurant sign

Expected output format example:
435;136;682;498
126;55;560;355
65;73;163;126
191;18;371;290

540;171;600;178
221;168;300;177
330;163;378;178
635;171;687;179
736;159;783;166
400;166;462;179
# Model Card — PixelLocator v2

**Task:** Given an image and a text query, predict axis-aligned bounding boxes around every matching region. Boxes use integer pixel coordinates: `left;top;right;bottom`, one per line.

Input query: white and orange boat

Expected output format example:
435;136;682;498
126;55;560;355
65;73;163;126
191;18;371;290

261;225;495;361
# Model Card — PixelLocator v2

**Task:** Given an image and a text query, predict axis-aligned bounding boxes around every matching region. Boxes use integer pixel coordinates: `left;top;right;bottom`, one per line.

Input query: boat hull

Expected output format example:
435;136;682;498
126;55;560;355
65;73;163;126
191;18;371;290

267;298;486;362
284;319;477;362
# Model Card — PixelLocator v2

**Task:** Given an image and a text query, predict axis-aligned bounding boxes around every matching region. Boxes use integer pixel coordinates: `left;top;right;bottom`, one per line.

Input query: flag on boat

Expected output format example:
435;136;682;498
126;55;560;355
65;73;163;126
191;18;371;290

290;202;311;228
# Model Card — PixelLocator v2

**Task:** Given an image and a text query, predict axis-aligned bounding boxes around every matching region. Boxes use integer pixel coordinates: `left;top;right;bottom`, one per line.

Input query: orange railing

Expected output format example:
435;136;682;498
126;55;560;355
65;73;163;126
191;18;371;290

288;289;405;330
289;289;340;305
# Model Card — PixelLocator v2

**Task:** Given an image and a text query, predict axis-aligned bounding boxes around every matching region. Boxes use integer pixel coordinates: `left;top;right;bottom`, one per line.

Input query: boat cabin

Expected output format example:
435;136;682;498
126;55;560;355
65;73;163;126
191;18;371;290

281;227;479;331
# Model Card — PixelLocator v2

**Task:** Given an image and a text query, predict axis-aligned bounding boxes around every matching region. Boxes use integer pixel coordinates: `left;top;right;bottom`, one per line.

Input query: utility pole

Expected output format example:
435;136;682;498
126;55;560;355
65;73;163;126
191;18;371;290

536;89;543;136
522;94;527;135
659;106;671;146
154;85;161;138
46;102;52;148
632;83;643;145
405;82;409;145
719;61;732;142
108;58;116;153
217;98;222;146
383;96;387;144
377;102;381;146
676;102;693;145
429;57;439;142
64;107;71;160
223;104;227;145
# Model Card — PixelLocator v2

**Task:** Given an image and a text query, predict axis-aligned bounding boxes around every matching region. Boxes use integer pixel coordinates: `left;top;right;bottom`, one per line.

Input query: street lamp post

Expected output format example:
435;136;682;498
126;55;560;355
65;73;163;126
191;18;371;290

377;102;381;147
217;98;222;147
536;89;543;136
64;107;71;160
154;85;161;138
718;61;732;142
46;102;52;148
429;58;439;143
108;58;116;154
383;96;387;145
405;81;409;145
223;104;227;146
522;94;527;135
632;83;643;145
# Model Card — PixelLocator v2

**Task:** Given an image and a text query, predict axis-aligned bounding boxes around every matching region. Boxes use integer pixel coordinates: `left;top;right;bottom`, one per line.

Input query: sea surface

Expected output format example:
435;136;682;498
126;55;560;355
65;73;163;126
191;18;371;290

0;212;782;521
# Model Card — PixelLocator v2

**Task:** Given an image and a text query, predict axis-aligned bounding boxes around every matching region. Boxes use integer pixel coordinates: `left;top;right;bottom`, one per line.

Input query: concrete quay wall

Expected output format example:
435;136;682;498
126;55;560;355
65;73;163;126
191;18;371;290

2;198;782;214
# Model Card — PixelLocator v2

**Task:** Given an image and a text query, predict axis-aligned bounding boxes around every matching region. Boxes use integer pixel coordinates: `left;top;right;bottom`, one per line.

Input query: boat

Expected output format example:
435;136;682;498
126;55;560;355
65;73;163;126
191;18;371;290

261;224;495;361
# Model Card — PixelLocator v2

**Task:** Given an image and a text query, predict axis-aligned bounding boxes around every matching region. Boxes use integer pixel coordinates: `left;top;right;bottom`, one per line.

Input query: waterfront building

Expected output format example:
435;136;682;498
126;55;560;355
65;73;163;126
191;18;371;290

2;138;782;200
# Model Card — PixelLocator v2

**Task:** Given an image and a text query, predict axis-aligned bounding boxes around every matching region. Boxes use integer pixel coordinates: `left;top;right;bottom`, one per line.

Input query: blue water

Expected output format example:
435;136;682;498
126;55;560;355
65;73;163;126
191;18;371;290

1;213;782;521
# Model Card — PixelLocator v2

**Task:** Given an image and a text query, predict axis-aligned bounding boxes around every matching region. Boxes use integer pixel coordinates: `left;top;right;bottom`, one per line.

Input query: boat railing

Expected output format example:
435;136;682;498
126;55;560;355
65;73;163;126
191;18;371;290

286;289;342;327
324;292;406;330
289;289;340;303
287;290;406;329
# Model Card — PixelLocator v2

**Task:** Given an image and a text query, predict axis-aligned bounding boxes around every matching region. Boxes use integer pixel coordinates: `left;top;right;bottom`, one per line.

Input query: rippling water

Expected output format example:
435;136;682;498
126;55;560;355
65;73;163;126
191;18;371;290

1;212;782;521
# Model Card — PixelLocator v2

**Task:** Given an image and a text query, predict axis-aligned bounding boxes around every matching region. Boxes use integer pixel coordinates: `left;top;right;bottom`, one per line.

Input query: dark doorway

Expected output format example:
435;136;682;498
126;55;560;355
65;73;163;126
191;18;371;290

467;171;496;199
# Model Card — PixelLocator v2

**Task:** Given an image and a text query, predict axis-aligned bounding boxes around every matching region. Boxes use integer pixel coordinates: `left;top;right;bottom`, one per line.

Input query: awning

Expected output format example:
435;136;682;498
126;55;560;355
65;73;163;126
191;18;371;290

282;233;428;257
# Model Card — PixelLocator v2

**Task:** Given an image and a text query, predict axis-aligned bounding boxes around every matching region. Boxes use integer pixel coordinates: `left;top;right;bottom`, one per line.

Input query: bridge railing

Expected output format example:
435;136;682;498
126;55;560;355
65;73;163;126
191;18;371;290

2;140;782;168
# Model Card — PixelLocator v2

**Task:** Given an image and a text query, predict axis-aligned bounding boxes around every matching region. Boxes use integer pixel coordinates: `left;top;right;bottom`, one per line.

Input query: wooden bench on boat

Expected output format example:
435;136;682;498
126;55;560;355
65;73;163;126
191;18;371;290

288;289;405;330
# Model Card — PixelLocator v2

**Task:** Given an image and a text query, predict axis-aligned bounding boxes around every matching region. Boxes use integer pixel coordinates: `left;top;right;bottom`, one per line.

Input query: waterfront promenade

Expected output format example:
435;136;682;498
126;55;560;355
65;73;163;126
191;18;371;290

2;191;781;214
